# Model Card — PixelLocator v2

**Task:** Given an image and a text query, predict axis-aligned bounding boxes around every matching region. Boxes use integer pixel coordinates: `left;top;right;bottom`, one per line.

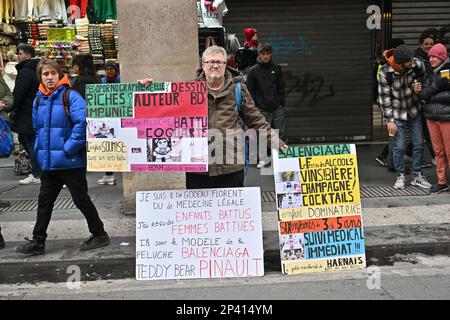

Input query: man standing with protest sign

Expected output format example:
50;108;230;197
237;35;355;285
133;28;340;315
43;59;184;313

139;45;287;189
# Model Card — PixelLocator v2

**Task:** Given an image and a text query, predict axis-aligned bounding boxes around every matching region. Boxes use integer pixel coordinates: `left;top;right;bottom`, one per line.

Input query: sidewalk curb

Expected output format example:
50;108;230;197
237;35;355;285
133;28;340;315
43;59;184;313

1;225;449;284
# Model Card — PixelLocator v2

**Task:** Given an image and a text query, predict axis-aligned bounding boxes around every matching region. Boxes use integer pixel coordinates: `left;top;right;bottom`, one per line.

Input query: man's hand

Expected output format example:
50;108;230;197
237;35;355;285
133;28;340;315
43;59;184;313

0;101;6;111
280;144;289;153
387;122;397;136
412;81;422;94
137;78;153;88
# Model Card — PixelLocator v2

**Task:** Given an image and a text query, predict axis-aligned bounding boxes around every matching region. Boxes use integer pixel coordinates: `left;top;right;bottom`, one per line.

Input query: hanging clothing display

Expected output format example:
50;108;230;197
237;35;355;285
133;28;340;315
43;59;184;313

90;0;117;22
1;0;120;79
12;0;33;22
69;0;89;19
200;0;228;28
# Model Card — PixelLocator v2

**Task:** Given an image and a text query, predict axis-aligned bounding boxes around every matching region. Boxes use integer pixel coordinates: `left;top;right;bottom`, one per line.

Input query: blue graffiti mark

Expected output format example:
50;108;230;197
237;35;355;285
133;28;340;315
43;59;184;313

267;32;315;56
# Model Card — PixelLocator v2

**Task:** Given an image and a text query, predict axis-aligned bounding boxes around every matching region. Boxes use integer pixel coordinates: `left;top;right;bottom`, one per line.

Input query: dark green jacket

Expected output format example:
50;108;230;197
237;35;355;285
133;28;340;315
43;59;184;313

0;77;13;121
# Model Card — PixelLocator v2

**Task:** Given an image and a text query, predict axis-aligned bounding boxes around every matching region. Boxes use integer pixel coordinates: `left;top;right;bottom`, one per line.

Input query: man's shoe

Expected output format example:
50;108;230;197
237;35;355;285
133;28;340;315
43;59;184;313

421;161;433;169
375;156;387;167
432;159;437;166
16;238;45;255
430;183;448;194
0;199;10;208
97;175;116;186
257;159;271;169
394;174;405;190
411;173;432;189
80;233;110;251
0;231;5;249
19;174;41;185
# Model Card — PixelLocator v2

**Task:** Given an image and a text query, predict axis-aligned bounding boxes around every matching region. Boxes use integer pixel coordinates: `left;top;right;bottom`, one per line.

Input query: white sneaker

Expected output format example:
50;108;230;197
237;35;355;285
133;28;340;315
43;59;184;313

432;159;437;166
97;175;116;186
19;174;41;185
411;173;432;189
257;159;271;169
394;174;405;190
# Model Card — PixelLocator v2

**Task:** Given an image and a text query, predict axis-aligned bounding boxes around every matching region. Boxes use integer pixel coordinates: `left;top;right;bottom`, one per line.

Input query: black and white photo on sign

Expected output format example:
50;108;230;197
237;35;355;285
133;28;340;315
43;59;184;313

183;137;208;163
87;119;120;139
275;171;301;194
277;192;302;209
279;233;306;261
147;138;172;163
170;137;182;162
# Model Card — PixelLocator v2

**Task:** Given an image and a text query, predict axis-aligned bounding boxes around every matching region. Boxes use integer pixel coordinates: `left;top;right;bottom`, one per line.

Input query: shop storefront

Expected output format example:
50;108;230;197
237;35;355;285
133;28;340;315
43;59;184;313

0;0;119;76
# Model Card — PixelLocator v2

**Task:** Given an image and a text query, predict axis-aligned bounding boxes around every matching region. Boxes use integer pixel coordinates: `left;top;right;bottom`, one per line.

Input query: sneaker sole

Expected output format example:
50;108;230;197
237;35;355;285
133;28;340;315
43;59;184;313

15;249;45;255
375;158;386;166
80;241;110;251
431;187;449;195
411;182;432;189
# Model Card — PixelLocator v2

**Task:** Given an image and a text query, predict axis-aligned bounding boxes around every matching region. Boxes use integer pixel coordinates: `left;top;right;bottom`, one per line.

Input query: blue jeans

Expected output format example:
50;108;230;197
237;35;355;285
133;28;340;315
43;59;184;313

391;118;423;175
18;133;41;178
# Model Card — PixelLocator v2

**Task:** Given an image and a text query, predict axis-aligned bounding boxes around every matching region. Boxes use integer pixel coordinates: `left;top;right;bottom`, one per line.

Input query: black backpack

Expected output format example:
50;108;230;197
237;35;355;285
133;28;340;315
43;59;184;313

35;88;73;125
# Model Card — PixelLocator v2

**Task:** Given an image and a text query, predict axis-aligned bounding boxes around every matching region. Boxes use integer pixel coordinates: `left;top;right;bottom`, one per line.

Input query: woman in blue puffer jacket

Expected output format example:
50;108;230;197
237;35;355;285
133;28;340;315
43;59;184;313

16;59;109;255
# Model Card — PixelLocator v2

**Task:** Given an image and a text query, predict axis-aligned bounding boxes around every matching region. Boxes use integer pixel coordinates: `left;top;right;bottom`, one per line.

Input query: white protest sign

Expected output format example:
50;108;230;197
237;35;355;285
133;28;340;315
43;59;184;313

136;187;264;280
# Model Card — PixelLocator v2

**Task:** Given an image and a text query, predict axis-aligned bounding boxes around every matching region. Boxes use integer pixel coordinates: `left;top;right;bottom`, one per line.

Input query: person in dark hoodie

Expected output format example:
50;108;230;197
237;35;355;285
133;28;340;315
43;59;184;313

16;59;109;255
378;44;432;190
235;27;258;75
98;60;120;186
10;44;41;185
247;43;286;168
415;43;450;194
414;31;435;73
71;53;99;98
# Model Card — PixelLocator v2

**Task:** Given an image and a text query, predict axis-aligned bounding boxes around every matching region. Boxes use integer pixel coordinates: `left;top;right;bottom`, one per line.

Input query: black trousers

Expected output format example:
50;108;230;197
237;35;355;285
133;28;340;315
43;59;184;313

33;168;105;243
186;171;244;189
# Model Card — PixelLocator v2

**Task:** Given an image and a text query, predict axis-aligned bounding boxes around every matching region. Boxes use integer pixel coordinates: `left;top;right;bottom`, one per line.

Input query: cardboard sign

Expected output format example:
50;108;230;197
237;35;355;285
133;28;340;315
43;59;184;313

135;187;264;280
273;144;366;274
86;82;208;172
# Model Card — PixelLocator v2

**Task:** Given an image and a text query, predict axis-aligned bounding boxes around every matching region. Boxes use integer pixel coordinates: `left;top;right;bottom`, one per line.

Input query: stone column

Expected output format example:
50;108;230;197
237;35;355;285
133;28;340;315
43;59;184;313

117;0;199;214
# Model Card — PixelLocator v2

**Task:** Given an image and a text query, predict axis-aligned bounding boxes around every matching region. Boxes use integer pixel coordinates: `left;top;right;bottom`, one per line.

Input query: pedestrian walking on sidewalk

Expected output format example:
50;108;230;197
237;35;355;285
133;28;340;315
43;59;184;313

378;44;432;190
16;59;109;255
97;60;121;186
9;44;42;185
247;43;286;169
415;43;450;194
138;45;287;189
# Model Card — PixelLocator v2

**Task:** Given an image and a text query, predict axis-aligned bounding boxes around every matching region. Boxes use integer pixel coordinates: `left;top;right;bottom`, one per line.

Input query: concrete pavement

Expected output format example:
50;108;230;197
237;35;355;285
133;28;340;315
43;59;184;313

0;144;449;284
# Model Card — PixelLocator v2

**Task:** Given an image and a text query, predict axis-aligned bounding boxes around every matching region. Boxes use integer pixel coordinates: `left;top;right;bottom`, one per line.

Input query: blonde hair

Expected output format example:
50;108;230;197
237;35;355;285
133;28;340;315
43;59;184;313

7;51;17;62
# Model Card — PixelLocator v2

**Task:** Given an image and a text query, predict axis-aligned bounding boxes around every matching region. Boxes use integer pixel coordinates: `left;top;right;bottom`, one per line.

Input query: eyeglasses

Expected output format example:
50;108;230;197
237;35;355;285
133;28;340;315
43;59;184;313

204;60;226;67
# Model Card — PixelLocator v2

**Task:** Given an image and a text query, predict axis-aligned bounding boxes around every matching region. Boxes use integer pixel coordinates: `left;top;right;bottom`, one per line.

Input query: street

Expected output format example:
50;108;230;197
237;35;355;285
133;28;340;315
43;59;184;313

1;254;449;300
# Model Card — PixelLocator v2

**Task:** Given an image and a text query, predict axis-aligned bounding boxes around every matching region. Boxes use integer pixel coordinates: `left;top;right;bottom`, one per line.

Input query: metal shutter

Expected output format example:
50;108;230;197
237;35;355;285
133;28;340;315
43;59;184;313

392;0;450;47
